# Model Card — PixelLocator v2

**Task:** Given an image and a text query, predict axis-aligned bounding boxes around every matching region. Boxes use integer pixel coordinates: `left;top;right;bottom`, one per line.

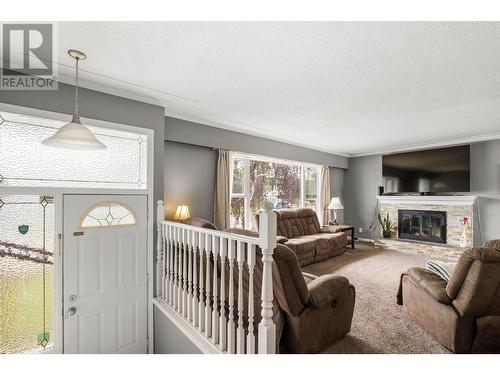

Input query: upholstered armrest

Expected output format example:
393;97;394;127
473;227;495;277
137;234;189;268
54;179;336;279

224;228;288;244
276;235;288;244
307;275;350;307
484;239;500;250
223;227;258;237
407;267;452;305
320;225;343;234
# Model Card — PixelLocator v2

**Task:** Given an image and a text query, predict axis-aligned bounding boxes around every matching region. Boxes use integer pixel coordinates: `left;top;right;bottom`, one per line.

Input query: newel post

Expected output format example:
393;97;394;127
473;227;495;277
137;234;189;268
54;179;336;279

258;201;277;354
156;200;165;298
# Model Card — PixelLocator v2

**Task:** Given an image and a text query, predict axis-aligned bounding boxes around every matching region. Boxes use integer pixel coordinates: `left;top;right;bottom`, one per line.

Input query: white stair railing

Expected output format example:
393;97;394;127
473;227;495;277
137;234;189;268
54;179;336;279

155;200;277;354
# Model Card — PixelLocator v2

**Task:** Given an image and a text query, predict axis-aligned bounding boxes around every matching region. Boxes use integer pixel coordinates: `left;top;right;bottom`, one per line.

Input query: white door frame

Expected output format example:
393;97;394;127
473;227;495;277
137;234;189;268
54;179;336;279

0;103;155;354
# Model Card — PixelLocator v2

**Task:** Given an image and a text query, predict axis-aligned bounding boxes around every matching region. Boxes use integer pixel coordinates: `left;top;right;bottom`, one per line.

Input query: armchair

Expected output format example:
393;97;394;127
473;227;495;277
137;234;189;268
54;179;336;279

397;242;500;353
225;227;355;353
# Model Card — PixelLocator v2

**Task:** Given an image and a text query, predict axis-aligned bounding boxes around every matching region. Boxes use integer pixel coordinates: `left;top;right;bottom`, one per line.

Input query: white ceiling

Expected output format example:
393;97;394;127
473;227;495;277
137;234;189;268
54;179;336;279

53;22;500;156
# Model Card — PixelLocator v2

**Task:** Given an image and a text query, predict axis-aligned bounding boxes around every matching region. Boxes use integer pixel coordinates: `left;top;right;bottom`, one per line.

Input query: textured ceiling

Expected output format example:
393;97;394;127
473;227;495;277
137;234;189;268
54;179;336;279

52;22;500;156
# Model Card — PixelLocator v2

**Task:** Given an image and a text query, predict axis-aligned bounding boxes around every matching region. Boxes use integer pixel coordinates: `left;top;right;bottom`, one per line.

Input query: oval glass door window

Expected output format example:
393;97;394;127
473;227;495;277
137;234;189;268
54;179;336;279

80;201;137;229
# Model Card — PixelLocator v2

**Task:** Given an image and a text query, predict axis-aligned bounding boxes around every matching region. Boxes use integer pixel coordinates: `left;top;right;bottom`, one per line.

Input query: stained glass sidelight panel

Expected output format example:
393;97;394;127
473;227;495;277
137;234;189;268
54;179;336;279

0;195;54;353
0;111;147;189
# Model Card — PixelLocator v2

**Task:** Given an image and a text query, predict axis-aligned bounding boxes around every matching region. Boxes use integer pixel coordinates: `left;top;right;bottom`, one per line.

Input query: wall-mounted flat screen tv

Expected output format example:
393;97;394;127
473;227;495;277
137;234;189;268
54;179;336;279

382;145;470;194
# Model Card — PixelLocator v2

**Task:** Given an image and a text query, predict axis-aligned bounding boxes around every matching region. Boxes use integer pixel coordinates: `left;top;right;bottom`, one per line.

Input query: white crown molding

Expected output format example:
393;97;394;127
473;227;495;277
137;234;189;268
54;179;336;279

53;66;500;160
377;195;477;206
164;109;352;158
351;132;500;157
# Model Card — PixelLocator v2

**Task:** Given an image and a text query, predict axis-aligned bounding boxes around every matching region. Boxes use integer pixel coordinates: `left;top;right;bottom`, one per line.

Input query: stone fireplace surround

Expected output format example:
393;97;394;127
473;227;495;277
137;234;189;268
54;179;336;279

375;195;477;259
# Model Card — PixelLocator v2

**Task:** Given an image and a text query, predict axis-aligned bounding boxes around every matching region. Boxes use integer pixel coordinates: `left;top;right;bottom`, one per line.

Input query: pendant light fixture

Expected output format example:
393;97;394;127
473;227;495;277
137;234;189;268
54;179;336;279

42;50;106;150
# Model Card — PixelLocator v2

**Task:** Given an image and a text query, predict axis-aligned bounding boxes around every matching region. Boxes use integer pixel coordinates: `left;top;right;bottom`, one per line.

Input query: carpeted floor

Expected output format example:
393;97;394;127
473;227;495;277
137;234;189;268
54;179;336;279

302;242;451;354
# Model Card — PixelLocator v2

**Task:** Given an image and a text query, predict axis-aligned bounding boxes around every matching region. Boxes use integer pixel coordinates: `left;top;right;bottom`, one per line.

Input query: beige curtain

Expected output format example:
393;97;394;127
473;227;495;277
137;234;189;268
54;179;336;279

320;165;331;225
214;149;231;230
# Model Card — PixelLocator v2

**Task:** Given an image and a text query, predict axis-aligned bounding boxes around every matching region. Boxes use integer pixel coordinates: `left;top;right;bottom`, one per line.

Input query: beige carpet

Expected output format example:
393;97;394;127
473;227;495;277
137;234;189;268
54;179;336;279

302;242;450;354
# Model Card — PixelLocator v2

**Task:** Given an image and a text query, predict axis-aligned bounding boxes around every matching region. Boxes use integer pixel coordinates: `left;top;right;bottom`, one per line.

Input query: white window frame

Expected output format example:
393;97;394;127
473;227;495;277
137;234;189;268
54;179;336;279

0;103;155;354
229;151;322;229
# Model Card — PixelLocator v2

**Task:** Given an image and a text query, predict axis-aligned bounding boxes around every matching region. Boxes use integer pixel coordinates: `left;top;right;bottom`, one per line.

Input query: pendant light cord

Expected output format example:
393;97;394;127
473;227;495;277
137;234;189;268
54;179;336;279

74;57;80;118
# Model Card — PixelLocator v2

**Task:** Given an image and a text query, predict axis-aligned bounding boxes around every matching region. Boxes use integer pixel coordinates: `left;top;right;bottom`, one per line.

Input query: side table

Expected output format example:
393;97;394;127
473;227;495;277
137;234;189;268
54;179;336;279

326;223;355;249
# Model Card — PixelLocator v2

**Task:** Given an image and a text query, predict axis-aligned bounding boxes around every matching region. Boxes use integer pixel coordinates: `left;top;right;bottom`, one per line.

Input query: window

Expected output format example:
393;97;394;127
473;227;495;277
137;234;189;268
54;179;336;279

0;195;54;353
229;153;321;229
0;111;148;189
80;201;137;229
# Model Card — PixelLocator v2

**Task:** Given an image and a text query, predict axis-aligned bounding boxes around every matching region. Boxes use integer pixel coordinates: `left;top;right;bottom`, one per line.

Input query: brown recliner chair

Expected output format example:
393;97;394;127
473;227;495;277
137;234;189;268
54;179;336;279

224;227;356;353
397;240;500;353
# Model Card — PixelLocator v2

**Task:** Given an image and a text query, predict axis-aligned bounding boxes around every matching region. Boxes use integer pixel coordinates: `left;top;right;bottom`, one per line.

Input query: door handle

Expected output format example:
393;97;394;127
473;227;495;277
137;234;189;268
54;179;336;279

67;307;77;316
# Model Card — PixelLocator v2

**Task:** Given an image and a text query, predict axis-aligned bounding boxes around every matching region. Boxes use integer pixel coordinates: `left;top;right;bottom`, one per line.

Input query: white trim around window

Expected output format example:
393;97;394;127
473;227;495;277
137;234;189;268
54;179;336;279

229;151;322;229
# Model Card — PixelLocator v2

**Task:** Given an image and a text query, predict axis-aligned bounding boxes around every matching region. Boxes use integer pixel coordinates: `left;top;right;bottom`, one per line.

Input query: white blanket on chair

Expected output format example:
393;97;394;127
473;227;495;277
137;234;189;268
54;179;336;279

425;259;457;282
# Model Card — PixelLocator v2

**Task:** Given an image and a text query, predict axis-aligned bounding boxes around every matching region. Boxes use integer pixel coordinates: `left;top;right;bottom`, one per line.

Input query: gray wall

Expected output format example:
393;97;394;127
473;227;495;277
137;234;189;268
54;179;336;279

344;155;383;239
0;83;165;205
164;116;348;223
154;306;201;354
165;116;348;168
344;141;500;243
470;140;500;243
164;140;216;221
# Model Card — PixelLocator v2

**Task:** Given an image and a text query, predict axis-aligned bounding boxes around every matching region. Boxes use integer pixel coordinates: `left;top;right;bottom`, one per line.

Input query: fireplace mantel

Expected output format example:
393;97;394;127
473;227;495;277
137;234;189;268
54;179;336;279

376;195;477;206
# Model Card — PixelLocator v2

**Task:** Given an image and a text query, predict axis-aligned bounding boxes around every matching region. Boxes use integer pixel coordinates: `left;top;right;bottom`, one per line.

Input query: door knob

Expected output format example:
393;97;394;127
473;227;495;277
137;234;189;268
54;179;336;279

67;307;77;316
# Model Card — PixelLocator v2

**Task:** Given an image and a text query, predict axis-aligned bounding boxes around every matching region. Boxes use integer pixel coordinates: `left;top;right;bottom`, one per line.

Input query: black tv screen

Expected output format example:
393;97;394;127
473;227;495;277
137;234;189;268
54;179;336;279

382;145;470;194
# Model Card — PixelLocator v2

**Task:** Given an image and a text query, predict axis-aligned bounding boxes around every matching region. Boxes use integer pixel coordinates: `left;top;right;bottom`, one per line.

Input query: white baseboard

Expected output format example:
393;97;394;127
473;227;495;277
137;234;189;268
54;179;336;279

356;237;375;244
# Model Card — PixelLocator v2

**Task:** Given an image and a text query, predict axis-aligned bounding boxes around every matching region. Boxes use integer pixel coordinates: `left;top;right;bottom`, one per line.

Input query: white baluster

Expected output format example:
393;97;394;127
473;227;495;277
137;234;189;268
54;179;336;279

246;244;256;354
236;241;245;354
180;228;185;315
192;230;199;327
181;229;187;317
187;229;193;322
173;227;177;310
198;233;205;333
258;202;277;354
219;237;227;351
163;223;169;302
161;224;166;300
178;227;183;312
174;227;180;311
204;234;212;338
227;239;236;354
212;235;220;345
156;200;164;298
169;225;174;306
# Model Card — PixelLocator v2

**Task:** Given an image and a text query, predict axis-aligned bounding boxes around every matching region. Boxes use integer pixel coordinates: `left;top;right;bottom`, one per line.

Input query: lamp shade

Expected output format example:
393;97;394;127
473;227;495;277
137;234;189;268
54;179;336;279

173;205;191;221
42;115;107;150
327;197;344;210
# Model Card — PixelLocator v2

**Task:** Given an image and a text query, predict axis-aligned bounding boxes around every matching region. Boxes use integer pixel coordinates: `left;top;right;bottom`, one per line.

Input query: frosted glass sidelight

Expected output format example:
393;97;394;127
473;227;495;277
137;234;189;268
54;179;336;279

80;201;137;228
0;195;54;354
0;111;147;189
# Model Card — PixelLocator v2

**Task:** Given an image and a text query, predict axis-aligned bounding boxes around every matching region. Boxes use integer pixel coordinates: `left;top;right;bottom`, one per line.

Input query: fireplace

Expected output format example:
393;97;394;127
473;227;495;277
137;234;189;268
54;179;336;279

398;209;447;244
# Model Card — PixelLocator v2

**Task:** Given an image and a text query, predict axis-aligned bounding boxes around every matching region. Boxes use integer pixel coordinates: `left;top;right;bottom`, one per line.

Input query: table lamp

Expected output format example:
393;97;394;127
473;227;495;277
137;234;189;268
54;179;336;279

173;205;191;222
327;197;343;225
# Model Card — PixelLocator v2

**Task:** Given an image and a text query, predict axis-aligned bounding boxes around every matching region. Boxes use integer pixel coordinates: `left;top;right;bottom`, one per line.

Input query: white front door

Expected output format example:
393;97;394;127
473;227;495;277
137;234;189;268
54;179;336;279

63;194;148;354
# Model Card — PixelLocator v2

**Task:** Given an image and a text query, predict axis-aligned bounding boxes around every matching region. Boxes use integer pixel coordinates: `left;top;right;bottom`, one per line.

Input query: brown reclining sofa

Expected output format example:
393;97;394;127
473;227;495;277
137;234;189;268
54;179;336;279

397;239;500;353
224;227;355;353
254;207;347;266
185;216;355;353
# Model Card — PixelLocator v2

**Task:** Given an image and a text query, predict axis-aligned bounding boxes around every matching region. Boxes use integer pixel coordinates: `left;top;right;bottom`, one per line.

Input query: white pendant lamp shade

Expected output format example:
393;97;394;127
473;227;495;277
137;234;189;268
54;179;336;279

42;49;106;150
42;115;106;150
